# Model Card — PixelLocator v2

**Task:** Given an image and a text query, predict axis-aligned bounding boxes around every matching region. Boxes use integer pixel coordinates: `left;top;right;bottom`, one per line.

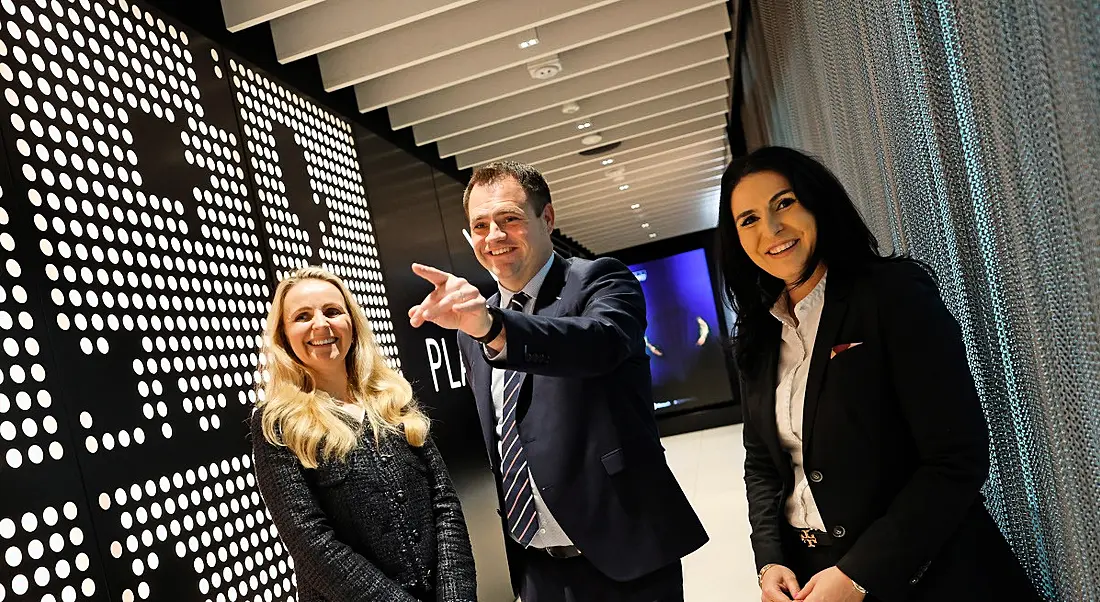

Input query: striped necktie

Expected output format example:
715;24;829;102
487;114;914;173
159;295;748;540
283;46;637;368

499;291;540;546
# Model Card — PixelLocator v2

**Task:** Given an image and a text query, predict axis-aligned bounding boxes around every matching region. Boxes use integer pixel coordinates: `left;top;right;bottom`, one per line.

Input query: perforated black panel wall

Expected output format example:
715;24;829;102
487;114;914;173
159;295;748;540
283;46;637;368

0;1;411;601
0;115;114;602
227;58;399;370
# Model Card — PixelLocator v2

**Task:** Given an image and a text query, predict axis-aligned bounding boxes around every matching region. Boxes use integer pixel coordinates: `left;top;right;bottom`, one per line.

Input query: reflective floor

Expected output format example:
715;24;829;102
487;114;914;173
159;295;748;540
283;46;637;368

663;424;760;602
515;424;760;602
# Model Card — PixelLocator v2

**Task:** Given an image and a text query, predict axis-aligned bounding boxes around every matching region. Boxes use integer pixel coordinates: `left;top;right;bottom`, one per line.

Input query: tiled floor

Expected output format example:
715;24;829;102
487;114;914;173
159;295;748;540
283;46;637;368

662;423;760;602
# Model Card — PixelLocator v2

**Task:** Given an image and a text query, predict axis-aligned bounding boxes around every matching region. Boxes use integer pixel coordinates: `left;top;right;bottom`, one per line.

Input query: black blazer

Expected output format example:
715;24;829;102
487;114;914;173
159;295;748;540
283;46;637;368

457;254;708;587
250;410;477;602
742;261;1034;602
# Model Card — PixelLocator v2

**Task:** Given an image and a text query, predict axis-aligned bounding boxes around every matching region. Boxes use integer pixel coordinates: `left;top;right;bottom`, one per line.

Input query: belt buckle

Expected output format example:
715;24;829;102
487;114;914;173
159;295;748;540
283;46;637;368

799;529;818;548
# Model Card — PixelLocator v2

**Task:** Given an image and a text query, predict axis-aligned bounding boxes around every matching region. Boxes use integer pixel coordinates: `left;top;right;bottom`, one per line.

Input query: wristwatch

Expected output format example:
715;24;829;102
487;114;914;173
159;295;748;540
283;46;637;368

473;305;504;344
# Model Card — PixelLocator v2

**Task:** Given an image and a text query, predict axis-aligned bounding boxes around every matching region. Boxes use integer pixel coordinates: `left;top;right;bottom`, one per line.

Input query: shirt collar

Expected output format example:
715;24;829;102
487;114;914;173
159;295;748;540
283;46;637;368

770;271;828;327
499;253;555;308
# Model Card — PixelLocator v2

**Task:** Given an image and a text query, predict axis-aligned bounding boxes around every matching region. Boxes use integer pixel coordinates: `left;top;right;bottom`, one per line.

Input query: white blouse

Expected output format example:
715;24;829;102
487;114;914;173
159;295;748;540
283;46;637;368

769;273;828;531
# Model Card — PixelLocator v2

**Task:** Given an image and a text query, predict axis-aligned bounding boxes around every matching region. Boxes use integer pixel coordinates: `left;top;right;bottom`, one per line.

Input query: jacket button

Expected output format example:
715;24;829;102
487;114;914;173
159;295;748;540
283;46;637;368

831;525;846;538
810;470;823;483
396;490;406;502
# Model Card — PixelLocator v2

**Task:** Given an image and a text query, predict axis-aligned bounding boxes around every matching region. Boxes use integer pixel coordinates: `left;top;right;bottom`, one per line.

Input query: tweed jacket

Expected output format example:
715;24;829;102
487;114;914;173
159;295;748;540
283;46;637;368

250;410;477;602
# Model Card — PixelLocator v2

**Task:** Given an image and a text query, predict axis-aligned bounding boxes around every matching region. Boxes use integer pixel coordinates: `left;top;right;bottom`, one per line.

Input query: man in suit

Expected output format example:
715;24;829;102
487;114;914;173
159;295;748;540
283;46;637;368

408;161;708;601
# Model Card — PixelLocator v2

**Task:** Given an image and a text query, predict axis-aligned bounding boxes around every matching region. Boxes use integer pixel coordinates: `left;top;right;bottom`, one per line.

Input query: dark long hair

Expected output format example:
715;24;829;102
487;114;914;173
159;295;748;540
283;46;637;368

716;146;909;376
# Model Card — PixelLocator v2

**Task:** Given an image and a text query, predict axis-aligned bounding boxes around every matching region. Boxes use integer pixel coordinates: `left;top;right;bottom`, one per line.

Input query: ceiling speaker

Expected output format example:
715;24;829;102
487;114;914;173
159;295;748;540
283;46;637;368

527;55;563;80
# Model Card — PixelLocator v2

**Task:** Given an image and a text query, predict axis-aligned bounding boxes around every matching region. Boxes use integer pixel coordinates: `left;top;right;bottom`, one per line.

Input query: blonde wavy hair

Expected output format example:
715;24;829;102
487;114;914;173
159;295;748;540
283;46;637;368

257;266;429;468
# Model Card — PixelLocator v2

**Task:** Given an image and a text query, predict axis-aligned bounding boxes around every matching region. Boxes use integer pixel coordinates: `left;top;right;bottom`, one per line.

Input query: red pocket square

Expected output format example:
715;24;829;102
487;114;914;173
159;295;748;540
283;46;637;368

830;342;863;359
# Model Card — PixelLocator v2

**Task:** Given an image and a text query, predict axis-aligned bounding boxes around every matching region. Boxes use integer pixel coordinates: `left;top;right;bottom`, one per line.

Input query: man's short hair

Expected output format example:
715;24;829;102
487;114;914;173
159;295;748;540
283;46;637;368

462;160;552;219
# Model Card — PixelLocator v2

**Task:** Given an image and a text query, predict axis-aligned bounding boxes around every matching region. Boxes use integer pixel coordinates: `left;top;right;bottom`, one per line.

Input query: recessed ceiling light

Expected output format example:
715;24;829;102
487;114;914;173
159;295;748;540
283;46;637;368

561;101;581;114
618;184;630;191
641;223;650;228
630;204;640;210
581;133;604;146
577;122;592;130
601;158;615;165
518;28;540;49
605;166;626;180
649;233;657;239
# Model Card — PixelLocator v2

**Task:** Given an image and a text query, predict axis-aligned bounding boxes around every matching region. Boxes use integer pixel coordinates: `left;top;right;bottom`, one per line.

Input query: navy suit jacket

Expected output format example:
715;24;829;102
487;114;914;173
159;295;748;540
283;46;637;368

457;253;708;587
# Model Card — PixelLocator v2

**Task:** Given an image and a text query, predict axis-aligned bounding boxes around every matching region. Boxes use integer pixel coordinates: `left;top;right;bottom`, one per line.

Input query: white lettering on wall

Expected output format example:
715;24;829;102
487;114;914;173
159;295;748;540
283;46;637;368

425;338;467;392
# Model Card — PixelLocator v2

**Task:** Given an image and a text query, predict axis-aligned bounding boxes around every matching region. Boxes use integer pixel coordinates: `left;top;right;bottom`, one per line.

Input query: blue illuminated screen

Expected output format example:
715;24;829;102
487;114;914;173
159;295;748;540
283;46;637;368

629;248;734;414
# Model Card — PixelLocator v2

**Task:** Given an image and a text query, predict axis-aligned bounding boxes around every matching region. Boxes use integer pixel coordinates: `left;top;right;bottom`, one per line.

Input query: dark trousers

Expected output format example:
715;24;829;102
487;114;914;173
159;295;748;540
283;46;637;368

520;548;684;602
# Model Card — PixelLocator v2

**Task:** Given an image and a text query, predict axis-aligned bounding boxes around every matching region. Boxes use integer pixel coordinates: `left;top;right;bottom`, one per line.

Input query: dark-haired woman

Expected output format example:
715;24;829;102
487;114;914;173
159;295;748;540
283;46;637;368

717;146;1036;602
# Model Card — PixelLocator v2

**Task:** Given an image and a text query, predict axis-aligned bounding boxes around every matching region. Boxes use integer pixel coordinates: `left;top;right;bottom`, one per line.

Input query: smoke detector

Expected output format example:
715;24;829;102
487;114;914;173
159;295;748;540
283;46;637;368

581;133;604;146
527;54;563;80
561;101;581;114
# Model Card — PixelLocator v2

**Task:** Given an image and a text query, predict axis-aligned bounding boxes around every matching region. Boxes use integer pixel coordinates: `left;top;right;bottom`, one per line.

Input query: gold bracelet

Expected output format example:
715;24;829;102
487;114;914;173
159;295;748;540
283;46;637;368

758;563;779;586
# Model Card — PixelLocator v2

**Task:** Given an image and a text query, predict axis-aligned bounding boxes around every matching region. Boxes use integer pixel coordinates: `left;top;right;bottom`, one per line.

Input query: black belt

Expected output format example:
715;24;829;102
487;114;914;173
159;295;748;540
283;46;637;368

786;526;834;548
539;545;583;559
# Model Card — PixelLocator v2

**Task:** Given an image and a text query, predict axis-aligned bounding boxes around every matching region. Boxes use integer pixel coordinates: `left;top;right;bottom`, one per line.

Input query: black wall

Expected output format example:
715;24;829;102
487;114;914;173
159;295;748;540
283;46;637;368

0;1;511;601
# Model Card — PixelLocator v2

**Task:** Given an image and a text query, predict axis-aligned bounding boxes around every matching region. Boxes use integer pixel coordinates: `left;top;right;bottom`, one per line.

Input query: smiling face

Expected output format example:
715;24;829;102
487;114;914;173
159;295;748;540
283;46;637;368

281;279;354;378
730;170;819;286
466;175;555;291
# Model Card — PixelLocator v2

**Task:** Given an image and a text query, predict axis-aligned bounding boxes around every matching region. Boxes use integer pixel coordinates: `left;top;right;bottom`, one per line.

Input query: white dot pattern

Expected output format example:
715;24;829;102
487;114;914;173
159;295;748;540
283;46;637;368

97;455;295;602
228;61;400;370
0;1;311;602
0;180;63;472
0;0;409;600
0;0;269;448
0;501;97;602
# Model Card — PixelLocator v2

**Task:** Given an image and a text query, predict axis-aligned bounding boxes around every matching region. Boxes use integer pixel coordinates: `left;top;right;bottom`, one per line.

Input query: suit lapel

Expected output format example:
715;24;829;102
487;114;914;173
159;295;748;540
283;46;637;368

515;254;565;426
470;255;565;458
534;253;567;313
802;270;852;456
749;319;786;470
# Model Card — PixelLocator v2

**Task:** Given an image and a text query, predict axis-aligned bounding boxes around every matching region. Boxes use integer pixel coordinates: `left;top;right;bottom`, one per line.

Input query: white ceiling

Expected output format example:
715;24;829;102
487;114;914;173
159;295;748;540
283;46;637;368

220;0;735;254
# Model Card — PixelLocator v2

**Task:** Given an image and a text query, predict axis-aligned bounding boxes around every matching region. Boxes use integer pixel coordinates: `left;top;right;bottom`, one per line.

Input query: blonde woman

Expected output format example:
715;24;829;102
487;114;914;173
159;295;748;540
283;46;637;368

251;266;476;602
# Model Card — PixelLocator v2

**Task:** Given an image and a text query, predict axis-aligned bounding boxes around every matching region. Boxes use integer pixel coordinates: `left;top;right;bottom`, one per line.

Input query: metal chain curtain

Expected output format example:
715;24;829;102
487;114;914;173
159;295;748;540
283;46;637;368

738;1;1100;599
